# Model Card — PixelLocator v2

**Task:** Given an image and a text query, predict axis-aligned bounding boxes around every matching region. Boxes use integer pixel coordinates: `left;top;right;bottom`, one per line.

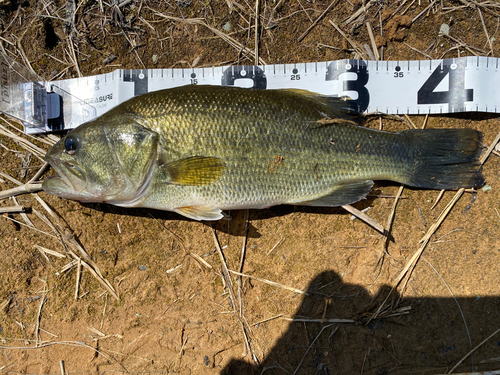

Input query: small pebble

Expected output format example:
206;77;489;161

204;355;209;366
102;55;117;65
439;23;450;36
482;185;492;192
152;55;158;64
222;22;231;32
176;0;191;7
192;56;201;67
139;265;147;271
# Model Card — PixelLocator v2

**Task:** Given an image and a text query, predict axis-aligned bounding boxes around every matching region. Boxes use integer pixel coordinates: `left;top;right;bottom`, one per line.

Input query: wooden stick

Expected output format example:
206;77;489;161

254;0;260;65
75;258;82;300
366;21;379;60
293;324;336;374
391;188;465;301
29;162;50;183
344;0;377;25
329;20;366;58
282;317;354;323
34;245;66;259
480;130;500;165
0;183;43;200
298;0;340;42
35;295;46;347
151;12;267;65
422;114;429;129
430;189;445;210
385;186;404;240
404;114;417;129
375;185;405;270
477;8;493;54
211;228;237;309
0;206;28;214
447;328;500;374
251;314;283;326
13;196;34;227
411;0;438;24
229;269;308;296
342;204;385;235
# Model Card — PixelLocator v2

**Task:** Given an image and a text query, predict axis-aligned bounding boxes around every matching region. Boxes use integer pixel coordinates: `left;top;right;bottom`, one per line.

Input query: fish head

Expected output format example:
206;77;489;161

43;117;159;205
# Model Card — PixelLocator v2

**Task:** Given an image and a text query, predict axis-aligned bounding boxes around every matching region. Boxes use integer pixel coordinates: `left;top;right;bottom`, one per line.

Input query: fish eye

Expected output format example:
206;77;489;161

64;136;78;155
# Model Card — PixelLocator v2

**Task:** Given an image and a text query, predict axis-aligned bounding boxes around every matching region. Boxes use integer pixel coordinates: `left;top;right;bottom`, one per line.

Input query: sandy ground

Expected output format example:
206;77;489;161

1;1;500;374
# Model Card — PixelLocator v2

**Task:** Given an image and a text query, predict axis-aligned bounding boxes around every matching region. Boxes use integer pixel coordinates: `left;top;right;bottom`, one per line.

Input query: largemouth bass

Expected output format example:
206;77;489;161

43;85;484;221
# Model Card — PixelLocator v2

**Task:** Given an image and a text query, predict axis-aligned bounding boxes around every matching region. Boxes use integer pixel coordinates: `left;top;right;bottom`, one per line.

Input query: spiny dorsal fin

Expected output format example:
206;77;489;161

160;156;226;186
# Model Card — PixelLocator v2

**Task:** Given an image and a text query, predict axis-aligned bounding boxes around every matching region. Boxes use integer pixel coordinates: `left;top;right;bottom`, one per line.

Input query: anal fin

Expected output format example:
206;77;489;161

299;180;374;207
174;205;224;221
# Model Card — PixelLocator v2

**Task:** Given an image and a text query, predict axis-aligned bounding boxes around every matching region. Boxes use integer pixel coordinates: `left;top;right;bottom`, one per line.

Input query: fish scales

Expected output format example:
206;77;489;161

114;87;407;207
43;85;484;221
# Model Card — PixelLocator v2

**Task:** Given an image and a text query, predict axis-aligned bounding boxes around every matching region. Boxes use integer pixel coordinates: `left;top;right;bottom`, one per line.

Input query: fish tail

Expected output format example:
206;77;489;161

402;128;484;189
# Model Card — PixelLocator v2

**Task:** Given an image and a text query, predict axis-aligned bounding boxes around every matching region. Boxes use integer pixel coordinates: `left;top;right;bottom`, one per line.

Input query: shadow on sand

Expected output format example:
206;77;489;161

221;270;500;375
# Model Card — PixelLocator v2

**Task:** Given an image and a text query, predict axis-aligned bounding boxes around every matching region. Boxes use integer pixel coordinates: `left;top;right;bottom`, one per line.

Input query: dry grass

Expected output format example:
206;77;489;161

0;0;500;373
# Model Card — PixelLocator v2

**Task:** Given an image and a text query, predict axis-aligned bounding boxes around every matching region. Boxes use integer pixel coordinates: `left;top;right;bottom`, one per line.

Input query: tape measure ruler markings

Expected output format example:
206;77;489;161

0;53;498;134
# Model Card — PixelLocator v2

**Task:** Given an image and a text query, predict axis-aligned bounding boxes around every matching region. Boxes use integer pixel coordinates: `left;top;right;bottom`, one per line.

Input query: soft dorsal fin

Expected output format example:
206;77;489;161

293;180;374;207
282;89;361;123
160;156;226;186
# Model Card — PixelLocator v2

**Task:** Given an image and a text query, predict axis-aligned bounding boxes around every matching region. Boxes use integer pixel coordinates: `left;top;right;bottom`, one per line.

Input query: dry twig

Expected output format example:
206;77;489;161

342;204;385;235
297;0;340;42
229;269;308;296
0;206;28;213
448;328;500;374
329;20;367;59
0;183;43;200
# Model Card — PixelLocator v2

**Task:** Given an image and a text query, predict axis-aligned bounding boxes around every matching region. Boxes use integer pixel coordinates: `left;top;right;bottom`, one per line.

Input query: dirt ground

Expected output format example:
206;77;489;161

1;1;500;374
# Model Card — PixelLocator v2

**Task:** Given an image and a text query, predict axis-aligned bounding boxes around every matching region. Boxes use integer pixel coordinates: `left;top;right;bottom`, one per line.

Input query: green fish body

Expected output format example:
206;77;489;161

43;85;484;220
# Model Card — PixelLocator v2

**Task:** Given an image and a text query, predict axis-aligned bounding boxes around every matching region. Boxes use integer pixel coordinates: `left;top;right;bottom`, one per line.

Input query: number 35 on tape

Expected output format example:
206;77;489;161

357;57;491;115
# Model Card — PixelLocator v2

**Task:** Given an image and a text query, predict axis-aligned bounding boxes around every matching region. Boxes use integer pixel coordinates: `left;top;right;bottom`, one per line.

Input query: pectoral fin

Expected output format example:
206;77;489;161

174;205;224;221
296;180;374;207
160;156;225;186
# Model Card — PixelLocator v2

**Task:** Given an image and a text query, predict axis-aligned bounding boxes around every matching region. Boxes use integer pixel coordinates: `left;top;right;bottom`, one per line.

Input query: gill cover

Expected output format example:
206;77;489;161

105;122;160;185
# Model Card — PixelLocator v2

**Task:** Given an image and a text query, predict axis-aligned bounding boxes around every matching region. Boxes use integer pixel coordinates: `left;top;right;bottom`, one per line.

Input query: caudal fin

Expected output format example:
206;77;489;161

403;128;484;189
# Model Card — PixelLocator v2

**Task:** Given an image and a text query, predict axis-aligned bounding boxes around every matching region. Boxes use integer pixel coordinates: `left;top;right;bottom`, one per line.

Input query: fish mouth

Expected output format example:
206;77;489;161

43;155;88;197
42;174;73;195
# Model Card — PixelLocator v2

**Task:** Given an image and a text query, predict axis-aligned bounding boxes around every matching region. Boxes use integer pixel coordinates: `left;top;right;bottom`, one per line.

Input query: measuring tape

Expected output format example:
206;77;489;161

0;53;498;134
